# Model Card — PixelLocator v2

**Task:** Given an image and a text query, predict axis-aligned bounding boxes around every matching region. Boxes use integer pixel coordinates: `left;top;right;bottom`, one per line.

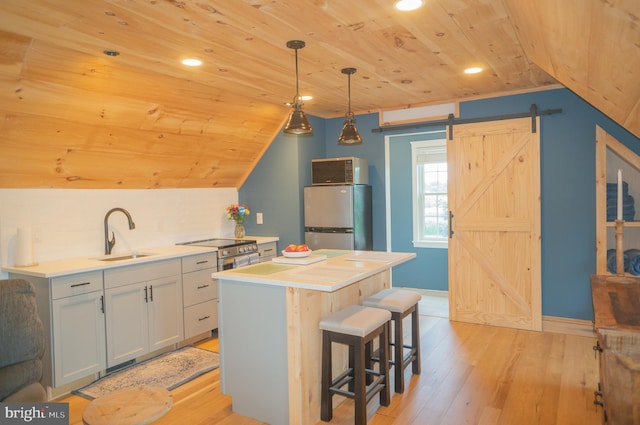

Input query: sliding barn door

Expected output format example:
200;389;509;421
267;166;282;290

448;117;541;331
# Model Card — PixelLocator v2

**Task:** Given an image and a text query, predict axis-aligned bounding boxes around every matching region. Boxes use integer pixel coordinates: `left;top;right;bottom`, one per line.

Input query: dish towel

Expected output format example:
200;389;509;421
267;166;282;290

607;249;630;274
607;248;640;275
606;181;635;221
626;249;640;276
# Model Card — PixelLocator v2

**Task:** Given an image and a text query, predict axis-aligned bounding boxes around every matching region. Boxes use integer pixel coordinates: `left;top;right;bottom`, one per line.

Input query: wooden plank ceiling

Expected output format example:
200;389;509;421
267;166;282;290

0;0;638;189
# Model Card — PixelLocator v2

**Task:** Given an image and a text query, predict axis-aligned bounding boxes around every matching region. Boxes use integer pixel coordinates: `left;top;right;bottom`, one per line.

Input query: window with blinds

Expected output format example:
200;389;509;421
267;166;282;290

411;139;448;248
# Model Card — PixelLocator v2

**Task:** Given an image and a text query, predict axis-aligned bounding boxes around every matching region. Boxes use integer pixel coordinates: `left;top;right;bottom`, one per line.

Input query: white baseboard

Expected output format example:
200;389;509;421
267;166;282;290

395;288;595;338
542;316;595;338
401;287;448;298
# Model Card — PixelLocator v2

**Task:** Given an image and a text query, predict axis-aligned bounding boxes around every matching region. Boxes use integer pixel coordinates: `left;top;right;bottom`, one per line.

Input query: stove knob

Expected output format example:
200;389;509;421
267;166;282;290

221;249;228;257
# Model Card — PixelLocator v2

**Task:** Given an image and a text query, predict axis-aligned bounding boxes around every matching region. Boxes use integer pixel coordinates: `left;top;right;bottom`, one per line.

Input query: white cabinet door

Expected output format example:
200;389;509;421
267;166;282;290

105;282;148;367
52;291;106;386
105;273;183;367
147;275;184;352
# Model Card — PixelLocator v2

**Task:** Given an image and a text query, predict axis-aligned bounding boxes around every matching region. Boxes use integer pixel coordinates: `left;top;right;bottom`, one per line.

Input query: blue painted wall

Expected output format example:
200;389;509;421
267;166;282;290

387;131;449;292
325;113;389;251
240;88;640;320
240;115;325;249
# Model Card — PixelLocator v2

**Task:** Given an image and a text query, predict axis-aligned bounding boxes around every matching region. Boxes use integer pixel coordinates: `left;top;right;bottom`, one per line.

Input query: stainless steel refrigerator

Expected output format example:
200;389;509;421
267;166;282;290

304;184;372;250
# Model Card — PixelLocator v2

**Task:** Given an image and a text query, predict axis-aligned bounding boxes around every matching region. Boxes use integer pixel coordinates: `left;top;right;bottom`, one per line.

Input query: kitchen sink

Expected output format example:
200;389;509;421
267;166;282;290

92;252;156;262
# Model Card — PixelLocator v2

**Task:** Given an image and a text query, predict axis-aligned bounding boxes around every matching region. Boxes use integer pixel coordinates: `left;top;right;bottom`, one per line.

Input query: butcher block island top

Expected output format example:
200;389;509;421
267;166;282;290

212;249;416;425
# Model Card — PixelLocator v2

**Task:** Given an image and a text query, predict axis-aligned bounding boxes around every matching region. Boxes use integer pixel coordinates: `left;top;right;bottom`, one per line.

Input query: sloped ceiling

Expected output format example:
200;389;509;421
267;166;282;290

0;0;637;189
504;0;640;137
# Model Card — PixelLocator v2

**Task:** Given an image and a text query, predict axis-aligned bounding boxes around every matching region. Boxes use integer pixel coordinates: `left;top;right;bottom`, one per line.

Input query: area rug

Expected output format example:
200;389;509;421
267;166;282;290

74;346;219;400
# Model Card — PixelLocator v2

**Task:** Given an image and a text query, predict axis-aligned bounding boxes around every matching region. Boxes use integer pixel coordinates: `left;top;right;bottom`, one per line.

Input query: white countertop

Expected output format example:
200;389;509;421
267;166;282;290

2;235;280;278
212;249;416;292
244;236;279;244
2;245;217;278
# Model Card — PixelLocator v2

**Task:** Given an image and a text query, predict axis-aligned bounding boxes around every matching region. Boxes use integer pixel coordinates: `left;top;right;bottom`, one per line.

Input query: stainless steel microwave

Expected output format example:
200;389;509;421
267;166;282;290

311;157;369;185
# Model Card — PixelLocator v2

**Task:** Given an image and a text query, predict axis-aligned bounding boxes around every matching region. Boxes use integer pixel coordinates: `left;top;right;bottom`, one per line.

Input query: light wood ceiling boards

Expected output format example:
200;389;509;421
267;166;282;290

0;0;637;188
504;0;640;137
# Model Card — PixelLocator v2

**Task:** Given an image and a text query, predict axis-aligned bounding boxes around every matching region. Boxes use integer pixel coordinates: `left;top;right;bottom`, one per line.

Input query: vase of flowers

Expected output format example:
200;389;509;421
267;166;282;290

226;203;250;238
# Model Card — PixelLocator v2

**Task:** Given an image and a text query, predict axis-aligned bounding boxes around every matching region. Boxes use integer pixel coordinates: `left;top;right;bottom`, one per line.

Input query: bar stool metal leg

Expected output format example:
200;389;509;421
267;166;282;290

411;305;421;375
354;338;366;425
380;321;390;407
321;330;333;421
392;310;404;394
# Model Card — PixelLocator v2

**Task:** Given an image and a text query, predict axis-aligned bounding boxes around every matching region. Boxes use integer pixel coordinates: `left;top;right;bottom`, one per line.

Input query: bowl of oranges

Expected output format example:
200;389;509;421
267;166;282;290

282;243;312;258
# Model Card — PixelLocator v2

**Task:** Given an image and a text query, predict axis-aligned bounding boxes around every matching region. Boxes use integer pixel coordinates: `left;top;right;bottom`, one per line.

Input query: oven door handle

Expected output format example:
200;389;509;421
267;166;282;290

233;254;252;269
219;257;235;271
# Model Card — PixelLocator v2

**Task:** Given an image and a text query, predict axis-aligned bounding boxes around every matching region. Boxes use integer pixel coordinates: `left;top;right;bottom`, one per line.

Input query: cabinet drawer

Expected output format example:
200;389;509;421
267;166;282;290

182;252;217;274
51;271;103;300
104;259;180;289
184;300;217;339
183;269;217;307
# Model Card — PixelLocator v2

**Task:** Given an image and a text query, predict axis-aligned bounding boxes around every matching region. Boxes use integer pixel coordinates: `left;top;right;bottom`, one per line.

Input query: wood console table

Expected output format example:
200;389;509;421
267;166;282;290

591;275;640;425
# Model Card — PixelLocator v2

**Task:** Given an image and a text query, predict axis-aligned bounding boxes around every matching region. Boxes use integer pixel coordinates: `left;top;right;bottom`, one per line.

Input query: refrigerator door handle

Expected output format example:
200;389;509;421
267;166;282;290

305;227;354;233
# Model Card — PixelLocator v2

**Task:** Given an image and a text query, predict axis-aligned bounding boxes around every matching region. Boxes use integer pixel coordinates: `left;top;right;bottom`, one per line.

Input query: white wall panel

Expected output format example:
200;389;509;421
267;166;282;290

0;188;238;276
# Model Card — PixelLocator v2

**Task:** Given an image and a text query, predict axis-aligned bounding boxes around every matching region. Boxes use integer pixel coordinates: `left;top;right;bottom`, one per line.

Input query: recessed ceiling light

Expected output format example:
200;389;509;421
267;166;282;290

464;67;483;74
182;58;203;67
394;0;424;11
103;49;120;56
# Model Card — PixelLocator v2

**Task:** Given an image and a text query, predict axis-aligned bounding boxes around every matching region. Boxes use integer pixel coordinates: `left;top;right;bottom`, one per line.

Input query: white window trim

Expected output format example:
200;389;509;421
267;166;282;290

411;139;448;249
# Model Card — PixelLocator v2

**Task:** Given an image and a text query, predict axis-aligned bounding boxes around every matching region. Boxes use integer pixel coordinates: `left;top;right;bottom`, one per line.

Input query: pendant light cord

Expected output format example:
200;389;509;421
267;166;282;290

347;72;351;114
341;67;357;116
295;48;300;103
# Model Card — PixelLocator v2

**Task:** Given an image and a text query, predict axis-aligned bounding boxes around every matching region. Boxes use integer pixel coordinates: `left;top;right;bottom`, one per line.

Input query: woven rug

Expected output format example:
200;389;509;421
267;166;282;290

74;346;219;400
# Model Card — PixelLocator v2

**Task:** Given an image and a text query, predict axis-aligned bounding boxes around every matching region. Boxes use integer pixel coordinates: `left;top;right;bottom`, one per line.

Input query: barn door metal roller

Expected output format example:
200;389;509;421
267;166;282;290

372;103;562;139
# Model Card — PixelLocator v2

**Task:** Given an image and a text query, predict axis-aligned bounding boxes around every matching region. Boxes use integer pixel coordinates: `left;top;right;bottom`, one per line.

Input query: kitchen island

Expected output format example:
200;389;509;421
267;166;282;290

211;249;416;425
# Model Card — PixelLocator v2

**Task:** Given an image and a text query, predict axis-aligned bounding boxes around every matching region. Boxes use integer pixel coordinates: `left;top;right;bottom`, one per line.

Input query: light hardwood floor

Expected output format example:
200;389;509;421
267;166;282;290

56;302;602;425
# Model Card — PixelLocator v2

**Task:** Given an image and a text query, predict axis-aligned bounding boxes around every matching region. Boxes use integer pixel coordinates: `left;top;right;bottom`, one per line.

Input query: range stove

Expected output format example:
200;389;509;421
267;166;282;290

178;238;259;270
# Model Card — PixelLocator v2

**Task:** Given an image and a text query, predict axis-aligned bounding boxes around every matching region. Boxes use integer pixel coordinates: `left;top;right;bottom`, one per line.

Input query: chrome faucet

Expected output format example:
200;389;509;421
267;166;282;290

104;207;136;255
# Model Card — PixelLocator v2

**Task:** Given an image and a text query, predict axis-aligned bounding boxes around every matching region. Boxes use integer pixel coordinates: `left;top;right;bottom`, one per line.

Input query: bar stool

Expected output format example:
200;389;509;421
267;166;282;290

363;288;421;394
319;305;391;425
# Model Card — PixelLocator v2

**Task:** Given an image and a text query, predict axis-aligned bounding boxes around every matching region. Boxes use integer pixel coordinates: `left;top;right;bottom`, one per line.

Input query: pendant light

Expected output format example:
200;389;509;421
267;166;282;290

337;67;362;145
283;40;313;135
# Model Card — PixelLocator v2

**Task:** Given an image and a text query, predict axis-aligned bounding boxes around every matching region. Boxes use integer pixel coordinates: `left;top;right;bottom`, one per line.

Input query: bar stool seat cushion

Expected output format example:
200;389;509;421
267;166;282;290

362;288;422;313
319;305;391;337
